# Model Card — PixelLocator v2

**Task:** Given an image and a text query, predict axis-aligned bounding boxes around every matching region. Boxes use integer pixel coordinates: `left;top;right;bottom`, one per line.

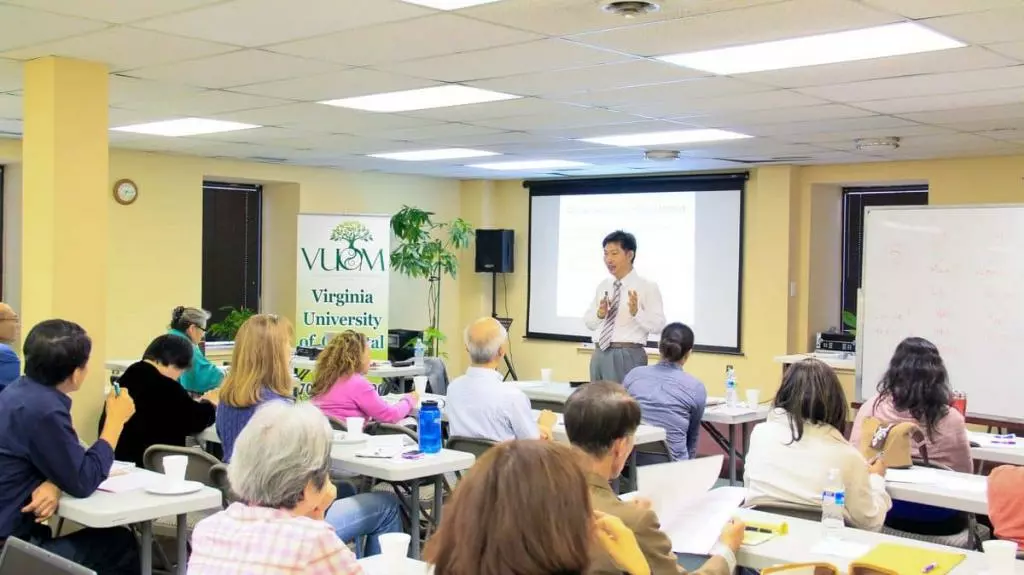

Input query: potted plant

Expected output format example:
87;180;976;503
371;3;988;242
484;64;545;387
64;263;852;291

207;306;256;341
390;206;474;357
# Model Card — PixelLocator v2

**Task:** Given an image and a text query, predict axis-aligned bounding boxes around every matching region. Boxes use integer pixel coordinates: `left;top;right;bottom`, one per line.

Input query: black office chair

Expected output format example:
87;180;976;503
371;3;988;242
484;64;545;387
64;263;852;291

0;537;96;575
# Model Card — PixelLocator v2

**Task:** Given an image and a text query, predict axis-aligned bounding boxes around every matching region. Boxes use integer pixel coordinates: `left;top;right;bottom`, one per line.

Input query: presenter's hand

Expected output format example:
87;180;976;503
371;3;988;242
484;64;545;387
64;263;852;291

628;290;639;316
597;294;610;319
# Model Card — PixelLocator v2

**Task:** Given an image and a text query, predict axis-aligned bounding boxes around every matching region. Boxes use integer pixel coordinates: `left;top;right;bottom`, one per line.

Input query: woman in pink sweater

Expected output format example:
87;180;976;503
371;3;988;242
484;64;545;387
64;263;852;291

311;331;417;425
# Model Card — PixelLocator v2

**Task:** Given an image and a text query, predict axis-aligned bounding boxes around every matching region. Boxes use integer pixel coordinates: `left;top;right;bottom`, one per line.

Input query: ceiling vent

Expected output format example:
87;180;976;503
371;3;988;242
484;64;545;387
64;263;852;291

855;137;900;152
600;1;660;17
644;150;681;161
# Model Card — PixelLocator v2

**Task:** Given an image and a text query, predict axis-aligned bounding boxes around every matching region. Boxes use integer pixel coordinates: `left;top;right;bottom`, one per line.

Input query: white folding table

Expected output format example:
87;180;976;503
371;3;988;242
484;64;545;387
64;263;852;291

884;467;988;515
969;432;1024;467
56;470;222;575
698;404;770;486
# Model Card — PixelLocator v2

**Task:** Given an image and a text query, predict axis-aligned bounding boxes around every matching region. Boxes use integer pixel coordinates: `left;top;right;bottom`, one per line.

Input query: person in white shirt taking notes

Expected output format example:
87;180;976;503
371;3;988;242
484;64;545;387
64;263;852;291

585;230;666;383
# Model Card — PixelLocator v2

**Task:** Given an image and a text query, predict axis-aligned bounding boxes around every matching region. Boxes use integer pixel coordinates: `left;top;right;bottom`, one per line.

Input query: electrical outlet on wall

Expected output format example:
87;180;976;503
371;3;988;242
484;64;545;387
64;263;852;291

789;281;797;298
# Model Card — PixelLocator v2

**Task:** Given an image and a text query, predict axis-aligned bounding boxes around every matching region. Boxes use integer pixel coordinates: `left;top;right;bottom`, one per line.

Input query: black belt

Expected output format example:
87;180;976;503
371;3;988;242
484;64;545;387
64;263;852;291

607;343;643;349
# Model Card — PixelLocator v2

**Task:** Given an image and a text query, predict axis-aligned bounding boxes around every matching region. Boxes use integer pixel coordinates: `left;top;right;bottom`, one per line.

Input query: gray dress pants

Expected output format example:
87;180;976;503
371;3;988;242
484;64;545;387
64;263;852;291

589;346;647;383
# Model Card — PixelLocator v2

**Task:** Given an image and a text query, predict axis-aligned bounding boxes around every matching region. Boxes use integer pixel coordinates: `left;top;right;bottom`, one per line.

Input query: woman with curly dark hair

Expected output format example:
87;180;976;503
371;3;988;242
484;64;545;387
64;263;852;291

850;336;972;536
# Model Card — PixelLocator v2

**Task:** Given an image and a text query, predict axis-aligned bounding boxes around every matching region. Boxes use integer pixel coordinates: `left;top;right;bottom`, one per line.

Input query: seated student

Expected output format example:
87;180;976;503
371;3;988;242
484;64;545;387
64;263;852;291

189;401;365;574
564;381;741;575
102;335;217;467
0;302;20;392
850;337;971;535
745;359;891;531
447;317;552;441
215;315;403;557
168;306;224;394
623;322;707;463
311;330;418;425
0;319;140;573
426;439;650;575
988;465;1024;547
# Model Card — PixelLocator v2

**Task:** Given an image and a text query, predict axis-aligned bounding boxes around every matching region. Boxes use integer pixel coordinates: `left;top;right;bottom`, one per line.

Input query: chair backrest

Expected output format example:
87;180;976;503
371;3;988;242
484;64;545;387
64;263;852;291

446;436;496;458
530;399;565;414
0;538;96;575
423;357;450;395
749;505;824;523
762;564;839;575
208;463;237;508
143;444;223;485
326;416;347;431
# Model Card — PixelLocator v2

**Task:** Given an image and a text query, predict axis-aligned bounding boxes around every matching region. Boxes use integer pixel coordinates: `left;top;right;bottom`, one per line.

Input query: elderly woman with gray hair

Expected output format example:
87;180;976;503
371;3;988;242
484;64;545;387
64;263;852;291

168;306;223;394
188;401;366;574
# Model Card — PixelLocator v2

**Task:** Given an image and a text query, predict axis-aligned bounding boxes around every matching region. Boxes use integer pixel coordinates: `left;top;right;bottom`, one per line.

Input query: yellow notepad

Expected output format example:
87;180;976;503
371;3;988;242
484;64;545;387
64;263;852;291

850;542;965;575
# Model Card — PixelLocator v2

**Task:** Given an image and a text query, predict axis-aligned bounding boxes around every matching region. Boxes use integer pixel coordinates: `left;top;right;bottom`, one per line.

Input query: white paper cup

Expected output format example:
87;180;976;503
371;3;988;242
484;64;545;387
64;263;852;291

746;389;761;407
346;417;365;438
378;532;411;566
540;368;552;382
413;376;428;396
162;455;188;486
983;540;1018;574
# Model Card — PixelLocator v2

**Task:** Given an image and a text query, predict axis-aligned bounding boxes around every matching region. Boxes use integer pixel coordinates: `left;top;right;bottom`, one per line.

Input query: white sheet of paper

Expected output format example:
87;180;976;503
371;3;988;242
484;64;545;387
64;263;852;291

665;487;746;555
97;470;164;493
885;467;938;484
711;406;757;416
810;538;871;559
940;477;987;493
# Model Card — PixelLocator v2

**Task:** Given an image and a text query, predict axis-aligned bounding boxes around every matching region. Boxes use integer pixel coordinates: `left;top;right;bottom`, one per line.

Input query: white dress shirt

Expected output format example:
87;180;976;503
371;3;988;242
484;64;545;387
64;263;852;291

583;270;666;345
447;367;539;442
744;409;892;531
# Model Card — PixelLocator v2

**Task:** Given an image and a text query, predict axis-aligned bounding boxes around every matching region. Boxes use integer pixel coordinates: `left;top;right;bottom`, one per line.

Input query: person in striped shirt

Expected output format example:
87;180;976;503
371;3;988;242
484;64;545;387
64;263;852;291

188;402;365;575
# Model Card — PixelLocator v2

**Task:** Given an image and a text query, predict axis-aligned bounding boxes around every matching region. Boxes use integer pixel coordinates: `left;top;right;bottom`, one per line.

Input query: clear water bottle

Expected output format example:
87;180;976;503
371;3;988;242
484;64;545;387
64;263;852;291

413;339;426;367
418;400;442;454
821;467;846;539
725;365;738;408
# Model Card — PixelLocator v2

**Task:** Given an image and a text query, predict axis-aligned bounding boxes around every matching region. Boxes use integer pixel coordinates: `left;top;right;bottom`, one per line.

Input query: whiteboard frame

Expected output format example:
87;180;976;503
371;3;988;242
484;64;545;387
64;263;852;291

855;202;1024;416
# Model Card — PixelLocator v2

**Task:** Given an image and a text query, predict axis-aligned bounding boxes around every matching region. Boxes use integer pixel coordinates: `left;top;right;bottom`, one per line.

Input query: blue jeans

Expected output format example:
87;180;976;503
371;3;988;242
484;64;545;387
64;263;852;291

326;484;403;557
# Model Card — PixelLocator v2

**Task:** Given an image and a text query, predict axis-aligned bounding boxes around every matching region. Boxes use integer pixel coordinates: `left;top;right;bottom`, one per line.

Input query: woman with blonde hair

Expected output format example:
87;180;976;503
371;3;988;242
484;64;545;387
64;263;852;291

215;314;295;462
312;330;418;426
213;316;404;558
425;440;650;575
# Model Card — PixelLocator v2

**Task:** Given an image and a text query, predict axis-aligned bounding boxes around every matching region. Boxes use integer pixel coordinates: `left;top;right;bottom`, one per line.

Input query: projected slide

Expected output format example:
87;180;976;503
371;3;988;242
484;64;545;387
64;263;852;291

529;187;742;351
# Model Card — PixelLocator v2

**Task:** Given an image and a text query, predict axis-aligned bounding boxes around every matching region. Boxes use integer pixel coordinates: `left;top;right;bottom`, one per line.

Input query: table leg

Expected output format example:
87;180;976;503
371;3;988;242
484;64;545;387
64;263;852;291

432;476;443;534
140;521;153;575
728;424;737;486
410;482;421;559
176;513;187;575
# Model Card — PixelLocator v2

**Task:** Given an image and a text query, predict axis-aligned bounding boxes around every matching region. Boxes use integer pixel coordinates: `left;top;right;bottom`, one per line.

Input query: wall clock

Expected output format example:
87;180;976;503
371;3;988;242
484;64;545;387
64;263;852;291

113;179;138;205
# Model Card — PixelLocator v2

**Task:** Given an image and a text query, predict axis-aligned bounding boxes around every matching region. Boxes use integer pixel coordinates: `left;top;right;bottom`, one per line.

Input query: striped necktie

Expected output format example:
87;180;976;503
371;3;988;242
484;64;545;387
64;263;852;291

598;280;621;351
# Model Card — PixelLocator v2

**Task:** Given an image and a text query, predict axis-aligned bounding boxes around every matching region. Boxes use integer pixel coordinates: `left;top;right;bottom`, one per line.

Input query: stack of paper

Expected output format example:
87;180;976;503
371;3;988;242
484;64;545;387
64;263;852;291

98;469;164;493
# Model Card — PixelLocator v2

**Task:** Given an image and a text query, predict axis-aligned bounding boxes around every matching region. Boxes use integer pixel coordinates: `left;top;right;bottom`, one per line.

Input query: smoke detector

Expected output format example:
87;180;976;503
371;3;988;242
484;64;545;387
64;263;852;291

600;1;661;17
855;137;900;152
644;150;681;161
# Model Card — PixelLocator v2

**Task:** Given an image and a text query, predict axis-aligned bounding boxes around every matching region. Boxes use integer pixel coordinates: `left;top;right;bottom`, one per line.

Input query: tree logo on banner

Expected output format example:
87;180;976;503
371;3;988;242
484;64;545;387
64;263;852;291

300;220;387;273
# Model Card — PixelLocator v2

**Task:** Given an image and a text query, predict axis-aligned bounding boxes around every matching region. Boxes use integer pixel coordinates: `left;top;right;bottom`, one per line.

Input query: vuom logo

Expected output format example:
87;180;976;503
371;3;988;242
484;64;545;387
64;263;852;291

300;221;386;272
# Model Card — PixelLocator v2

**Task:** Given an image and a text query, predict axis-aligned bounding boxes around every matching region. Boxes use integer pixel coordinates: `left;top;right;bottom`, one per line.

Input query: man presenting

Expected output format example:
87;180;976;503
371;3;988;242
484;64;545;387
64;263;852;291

585;230;665;383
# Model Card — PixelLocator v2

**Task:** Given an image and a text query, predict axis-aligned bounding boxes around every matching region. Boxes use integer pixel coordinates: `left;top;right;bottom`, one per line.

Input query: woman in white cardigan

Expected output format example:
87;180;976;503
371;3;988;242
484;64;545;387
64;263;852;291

744;359;892;531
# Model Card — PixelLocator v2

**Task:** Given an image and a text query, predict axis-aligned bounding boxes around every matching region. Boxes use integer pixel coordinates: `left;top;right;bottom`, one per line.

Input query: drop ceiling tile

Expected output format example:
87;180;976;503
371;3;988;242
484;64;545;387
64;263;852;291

613;90;827;118
856;87;1024;114
986;41;1024;61
134;0;432;47
377;39;631;83
680;104;876;127
860;0;1021;19
682;140;833;159
413;131;557;148
269;13;540;66
116;90;293;116
462;0;781;37
0;93;21;119
471;107;645;131
782;124;954;144
401;98;589;122
896;103;1024;124
923;6;1024;44
108;107;174;127
0;59;21;93
572;0;899;57
481;139;613;154
530;120;707;140
938;117;1024;133
467;60;708;97
214;102;444;134
823;132;1012;153
229;69;435;102
2;0;220;24
373;122;505;141
124;50;342;89
0;4;109;52
732;115;918;137
2;28;237;72
561;77;766;109
742;47;1017;89
974;127;1024;141
109;75;207;105
797;66;1024;102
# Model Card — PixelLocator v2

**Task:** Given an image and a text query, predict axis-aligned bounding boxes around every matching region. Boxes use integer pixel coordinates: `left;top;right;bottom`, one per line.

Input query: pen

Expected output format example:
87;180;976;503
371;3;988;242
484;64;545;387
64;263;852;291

744;526;774;534
112;382;121;397
921;562;937;573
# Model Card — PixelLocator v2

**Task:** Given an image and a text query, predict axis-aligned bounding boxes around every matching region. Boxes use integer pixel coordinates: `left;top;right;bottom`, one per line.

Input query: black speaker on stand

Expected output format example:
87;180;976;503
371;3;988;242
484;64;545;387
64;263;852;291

475;229;518;381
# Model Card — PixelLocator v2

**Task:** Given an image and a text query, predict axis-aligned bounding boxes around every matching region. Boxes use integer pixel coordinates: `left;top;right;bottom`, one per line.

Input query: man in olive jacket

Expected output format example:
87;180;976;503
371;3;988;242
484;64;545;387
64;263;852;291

564;381;743;575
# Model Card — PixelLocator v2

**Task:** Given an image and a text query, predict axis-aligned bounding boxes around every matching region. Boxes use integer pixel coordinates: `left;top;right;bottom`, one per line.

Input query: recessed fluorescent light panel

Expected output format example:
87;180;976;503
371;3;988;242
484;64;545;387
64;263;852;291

111;118;260;137
580;129;751;147
399;0;504;9
469;160;590;171
320;85;519;113
658;22;965;75
369;148;499;161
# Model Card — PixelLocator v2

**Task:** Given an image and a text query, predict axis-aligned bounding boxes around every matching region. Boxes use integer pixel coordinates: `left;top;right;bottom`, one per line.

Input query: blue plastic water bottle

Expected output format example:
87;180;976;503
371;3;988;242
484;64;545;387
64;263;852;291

418;400;442;454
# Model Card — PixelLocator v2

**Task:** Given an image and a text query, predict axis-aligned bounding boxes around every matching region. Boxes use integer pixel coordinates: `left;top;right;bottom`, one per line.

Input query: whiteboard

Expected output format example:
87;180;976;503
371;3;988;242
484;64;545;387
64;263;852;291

857;204;1024;420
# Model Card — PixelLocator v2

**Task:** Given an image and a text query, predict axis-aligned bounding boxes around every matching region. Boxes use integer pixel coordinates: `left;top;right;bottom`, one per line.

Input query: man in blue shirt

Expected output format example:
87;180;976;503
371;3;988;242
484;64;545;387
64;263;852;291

0;302;21;392
0;319;139;573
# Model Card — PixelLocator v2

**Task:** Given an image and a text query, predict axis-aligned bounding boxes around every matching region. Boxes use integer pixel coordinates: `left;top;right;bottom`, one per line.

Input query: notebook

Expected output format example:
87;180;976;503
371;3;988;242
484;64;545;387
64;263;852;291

850;542;965;575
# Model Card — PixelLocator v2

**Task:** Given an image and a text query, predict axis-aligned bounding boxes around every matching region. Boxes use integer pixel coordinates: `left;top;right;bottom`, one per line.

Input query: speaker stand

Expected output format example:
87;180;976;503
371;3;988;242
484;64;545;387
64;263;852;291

490;272;519;381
